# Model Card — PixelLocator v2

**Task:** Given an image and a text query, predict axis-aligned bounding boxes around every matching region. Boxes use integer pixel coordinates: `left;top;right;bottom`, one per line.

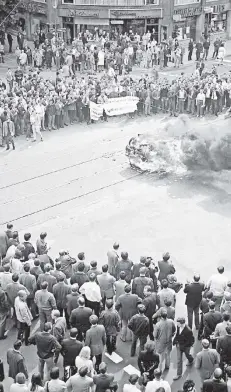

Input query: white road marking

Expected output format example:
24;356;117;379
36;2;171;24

123;364;140;376
105;352;123;364
31;319;40;335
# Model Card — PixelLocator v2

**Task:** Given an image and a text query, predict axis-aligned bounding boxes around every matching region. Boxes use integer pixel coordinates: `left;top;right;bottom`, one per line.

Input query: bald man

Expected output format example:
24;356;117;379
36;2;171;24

184;274;205;330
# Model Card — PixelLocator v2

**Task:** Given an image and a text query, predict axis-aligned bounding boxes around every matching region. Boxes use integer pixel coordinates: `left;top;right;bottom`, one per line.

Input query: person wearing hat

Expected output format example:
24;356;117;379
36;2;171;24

153;308;176;372
79;273;101;317
173;317;194;380
202;368;227;392
85;315;106;373
132;267;154;300
195;339;220;382
184;273;205;330
217;325;231;372
61;328;83;381
7;341;28;382
99;299;120;356
158;252;175;282
123;374;140;392
93;362;114;392
107;242;119;278
128;303;149;357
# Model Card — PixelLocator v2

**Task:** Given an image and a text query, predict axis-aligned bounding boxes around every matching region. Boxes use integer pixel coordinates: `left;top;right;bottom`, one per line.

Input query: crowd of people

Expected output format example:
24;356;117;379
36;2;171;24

0;225;231;392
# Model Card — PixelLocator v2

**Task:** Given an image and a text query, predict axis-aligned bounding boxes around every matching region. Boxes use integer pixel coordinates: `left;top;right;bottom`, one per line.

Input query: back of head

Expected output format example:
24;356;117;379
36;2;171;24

77;262;85;272
90;315;98;325
70;328;77;338
113;242;119;250
12;273;19;283
78;252;85;261
58;275;65;282
163;252;170;261
120;271;126;280
202;339;210;349
90;260;97;268
128;374;139;385
102;264;108;273
40;232;47;240
14;340;22;351
209;301;215;311
206;291;213;300
106;299;114;309
161;309;167;319
99;362;107;374
144;341;155;353
55;262;61;270
44;264;51;273
23;264;30;273
137;304;146;314
139;267;146;276
79;366;89;377
161;279;168;289
226;325;231;335
164;299;172;307
154;368;162;379
226;366;231;378
177;317;186;325
7;223;13;230
214;368;222;380
50;367;59;380
31;373;42;388
223;312;230;322
89;273;96;282
16;373;26;385
121;252;128;260
3;264;10;272
24;233;31;242
78;297;85;307
44;322;52;332
71;283;79;293
52;309;60;319
124;284;131;293
15;250;22;259
34;259;40;267
41;281;48;290
217;266;224;274
193;274;200;282
183;380;195;392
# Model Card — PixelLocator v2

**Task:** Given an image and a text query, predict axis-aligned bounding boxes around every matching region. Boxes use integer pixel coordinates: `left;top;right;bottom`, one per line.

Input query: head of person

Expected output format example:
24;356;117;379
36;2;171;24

106;299;114;310
139;267;146;277
193;274;200;282
225;293;231;302
183;380;196;392
124;284;131;294
79;366;89;378
44;264;51;273
34;259;40;267
23;264;30;273
41;281;48;291
44;322;52;333
202;339;210;349
128;374;139;385
161;279;168;289
77;262;85;272
164;299;172;307
55;262;61;271
12;231;19;240
14;250;22;260
14;340;22;351
209;301;215;311
214;368;223;380
217;266;224;275
121;252;128;261
140;256;146;265
12;273;19;283
24;233;31;242
113;242;119;250
153;369;162;380
51;309;60;320
90;315;98;325
78;252;85;261
226;325;231;335
71;283;79;293
30;373;43;389
7;223;13;230
177;317;186;328
144;285;152;297
50;367;60;380
101;264;108;274
163;252;170;262
16;373;26;385
3;264;10;273
144;341;155;353
78;297;85;307
40;232;47;240
223;312;230;322
90;260;97;268
226;366;231;378
70;328;77;339
160;309;167;319
89;273;96;282
205;291;213;301
119;271;126;280
99;362;107;375
79;346;91;360
18;290;27;302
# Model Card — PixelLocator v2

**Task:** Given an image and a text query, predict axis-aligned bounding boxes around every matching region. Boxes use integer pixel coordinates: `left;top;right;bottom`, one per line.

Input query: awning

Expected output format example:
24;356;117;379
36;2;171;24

74;18;109;25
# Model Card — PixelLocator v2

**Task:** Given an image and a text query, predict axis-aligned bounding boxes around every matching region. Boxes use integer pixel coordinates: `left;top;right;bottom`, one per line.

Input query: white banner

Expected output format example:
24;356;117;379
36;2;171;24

90;97;139;121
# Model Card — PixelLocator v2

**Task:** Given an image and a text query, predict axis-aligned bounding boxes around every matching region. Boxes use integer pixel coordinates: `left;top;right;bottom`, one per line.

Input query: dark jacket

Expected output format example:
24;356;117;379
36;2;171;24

28;331;61;359
22;241;35;261
132;263;148;279
99;308;120;336
132;277;154;299
66;292;80;316
158;260;175;282
184;282;205;308
216;334;231;363
93;373;114;392
203;311;222;337
138;350;159;375
53;281;71;309
142;293;158;318
203;379;228;392
70;272;89;287
70;306;92;332
173;325;194;350
7;348;28;381
61;338;83;367
128;314;149;337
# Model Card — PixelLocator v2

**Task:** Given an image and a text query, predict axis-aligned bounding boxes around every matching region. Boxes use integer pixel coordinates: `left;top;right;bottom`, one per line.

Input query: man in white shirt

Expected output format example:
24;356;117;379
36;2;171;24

207;266;228;310
79;273;101;317
146;369;171;392
196;88;205;117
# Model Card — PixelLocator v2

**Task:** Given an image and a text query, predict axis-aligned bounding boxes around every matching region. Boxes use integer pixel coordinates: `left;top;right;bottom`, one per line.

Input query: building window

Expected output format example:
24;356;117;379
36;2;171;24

63;0;74;3
174;0;200;5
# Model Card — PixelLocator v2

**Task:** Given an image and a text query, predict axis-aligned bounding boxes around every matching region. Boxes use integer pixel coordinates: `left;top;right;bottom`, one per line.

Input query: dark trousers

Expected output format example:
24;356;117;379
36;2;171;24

131;335;147;357
148;317;154;340
91;353;102;373
57;307;70;328
77;330;86;342
26;297;37;318
17;321;30;345
85;298;100;317
106;335;117;355
188;50;193;61
187;305;199;330
63;365;76;382
176;345;193;376
8;41;12;53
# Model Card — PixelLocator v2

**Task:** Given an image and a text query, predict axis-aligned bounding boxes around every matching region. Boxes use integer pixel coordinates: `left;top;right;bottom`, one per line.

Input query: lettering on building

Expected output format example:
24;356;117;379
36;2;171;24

173;7;202;17
68;9;100;18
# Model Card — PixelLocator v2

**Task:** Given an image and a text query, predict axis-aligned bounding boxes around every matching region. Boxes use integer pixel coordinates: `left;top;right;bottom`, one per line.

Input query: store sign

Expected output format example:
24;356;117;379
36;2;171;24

68;9;100;18
174;6;202;17
109;8;162;19
213;4;226;13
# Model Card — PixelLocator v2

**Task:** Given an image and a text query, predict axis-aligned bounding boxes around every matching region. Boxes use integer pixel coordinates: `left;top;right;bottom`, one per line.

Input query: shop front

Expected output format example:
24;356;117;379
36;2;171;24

109;8;163;41
59;8;109;40
204;3;231;37
17;1;47;39
173;5;203;41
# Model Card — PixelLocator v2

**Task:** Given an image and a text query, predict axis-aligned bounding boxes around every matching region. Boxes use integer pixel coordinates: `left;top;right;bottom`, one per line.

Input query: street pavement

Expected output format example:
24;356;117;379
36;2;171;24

1;40;231;392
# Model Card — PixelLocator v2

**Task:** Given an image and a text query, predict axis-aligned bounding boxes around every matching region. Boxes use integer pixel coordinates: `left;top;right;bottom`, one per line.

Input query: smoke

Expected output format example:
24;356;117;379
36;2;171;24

126;115;231;174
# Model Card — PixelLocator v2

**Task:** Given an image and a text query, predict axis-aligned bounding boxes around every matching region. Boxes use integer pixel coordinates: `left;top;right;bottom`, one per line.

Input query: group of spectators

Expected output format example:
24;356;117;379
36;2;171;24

1;225;231;392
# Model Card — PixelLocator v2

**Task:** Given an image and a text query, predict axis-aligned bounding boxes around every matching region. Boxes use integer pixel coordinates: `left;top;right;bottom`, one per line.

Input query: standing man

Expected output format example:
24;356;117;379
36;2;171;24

216;325;231;371
66;284;80;318
79;273;101;317
203;368;227;392
195;339;220;382
7;340;28;381
7;32;13;53
184;274;205;330
0;286;10;340
203;302;222;342
85;315;106;373
19;264;37;318
207;266;228;311
128;304;149;357
66;365;94;392
61;328;83;381
107;242;119;277
97;265;115;309
28;322;61;381
154;308;176;371
53;276;71;328
115;284;142;342
37;264;57;293
99;299;120;356
70;297;92;342
14;290;33;345
173;317;194;380
34;281;57;331
132;267;154;299
93;362;114;392
142;285;158;340
3;115;15;151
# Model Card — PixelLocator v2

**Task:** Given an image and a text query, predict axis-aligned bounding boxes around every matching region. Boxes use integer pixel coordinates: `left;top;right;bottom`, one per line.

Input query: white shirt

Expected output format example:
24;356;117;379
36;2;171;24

79;281;101;302
207;273;228;297
123;384;140;392
227;377;231;392
10;257;24;275
146;379;171;392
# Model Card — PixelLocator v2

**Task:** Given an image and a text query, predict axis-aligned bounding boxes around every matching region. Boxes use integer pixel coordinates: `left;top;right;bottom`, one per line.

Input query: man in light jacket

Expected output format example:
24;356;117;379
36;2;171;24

154;308;176;372
15;290;33;345
85;315;106;373
34;281;57;331
195;339;220;382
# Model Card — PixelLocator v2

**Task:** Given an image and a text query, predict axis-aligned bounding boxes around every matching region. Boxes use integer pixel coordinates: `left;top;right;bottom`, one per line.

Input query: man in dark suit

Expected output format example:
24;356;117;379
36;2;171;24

85;315;106;373
66;284;80;317
70;297;92;341
93;362;114;392
173;317;194;380
216;325;231;371
184;274;205;330
203;368;227;392
203;302;222;343
61;328;83;381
